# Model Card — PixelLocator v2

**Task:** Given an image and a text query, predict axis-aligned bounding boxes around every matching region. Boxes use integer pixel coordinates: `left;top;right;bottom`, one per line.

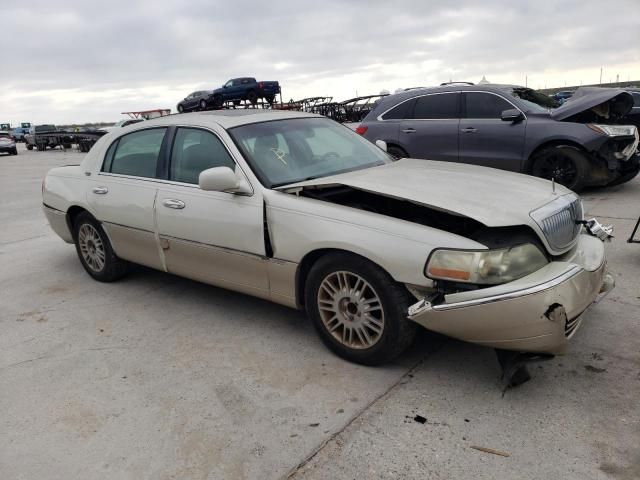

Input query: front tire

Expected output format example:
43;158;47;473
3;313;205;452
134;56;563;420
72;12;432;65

531;146;589;192
247;90;258;105
305;253;417;365
27;144;33;150
177;104;184;113
199;99;207;110
12;148;18;155
73;212;128;282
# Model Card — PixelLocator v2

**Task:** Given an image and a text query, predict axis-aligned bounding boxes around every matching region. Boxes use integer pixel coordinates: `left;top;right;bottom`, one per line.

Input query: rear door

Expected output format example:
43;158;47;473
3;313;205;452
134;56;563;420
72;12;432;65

398;92;460;162
458;91;527;170
87;127;168;269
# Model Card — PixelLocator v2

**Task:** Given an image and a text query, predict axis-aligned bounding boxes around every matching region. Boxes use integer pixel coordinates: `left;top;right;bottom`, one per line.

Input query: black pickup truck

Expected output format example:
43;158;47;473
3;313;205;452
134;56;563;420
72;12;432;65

177;77;281;112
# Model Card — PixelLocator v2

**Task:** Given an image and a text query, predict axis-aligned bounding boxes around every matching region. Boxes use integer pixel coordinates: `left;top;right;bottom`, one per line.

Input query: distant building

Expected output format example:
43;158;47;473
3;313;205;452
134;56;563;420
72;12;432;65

478;76;490;85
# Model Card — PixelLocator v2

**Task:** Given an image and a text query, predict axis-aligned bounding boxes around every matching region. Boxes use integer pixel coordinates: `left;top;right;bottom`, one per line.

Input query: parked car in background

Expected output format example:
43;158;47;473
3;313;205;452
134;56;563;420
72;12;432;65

42;110;614;370
553;90;575;104
11;127;30;142
176;91;214;113
358;84;639;191
0;131;18;155
210;78;280;107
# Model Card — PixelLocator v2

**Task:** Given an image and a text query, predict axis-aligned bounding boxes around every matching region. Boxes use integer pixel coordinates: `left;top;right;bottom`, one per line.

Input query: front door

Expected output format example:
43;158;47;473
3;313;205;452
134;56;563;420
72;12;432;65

155;127;268;297
458;92;527;171
87;127;168;270
398;92;460;162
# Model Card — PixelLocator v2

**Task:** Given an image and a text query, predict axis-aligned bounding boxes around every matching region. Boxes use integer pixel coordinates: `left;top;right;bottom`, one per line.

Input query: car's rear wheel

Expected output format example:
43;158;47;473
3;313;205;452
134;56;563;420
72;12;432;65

247;90;258;105
12;148;18;155
213;95;224;108
387;145;408;160
305;253;416;365
73;212;128;282
265;95;275;105
27;144;33;150
531;146;589;192
199;99;207;110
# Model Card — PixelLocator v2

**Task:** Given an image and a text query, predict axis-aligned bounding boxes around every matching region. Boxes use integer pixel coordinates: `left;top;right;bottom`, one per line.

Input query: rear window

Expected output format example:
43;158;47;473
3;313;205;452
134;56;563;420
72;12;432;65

381;99;416;120
411;93;459;119
103;128;166;178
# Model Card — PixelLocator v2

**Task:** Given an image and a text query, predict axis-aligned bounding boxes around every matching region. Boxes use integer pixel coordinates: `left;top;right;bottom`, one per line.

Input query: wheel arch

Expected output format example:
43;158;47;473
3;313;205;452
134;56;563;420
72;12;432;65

295;248;392;310
524;139;589;173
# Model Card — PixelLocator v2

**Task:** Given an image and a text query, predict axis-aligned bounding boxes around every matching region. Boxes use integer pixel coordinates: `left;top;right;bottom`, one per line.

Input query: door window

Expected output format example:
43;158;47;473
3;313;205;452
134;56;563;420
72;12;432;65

170;128;236;184
381;98;416;120
103;128;166;178
464;92;514;119
412;93;459;119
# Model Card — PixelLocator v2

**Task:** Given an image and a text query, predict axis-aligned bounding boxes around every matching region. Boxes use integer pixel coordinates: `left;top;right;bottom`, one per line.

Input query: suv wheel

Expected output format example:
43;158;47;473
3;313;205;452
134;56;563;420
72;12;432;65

387;145;408;160
199;99;207;110
305;253;416;365
531;146;589;192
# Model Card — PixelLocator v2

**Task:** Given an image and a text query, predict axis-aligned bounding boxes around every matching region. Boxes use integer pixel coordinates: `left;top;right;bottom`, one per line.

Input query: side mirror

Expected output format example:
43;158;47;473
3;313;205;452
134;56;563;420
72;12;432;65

501;109;524;122
375;139;388;152
223;85;228;89
199;167;251;194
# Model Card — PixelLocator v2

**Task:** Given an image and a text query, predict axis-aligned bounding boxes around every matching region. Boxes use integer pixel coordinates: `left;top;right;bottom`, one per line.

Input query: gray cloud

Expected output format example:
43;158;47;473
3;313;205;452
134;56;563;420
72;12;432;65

2;0;639;124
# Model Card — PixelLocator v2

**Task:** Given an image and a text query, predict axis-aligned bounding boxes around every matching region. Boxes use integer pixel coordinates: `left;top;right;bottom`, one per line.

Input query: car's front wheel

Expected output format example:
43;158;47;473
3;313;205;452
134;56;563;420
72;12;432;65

73;212;128;282
199;99;207;110
305;253;417;365
177;104;184;113
11;148;18;155
531;146;589;192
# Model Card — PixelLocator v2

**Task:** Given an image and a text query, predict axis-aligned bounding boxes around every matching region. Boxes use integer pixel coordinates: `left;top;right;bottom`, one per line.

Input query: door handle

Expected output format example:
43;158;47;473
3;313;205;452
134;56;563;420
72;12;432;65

401;128;416;134
92;186;108;194
461;127;477;133
162;199;186;210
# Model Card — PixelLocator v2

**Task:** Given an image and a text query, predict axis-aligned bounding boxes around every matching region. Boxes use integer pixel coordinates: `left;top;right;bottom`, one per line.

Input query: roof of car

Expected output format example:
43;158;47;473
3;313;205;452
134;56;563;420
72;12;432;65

138;109;322;129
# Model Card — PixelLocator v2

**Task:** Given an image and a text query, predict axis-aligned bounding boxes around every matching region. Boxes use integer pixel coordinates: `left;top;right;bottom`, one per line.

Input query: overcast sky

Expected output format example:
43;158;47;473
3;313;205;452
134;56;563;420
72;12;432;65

2;0;639;125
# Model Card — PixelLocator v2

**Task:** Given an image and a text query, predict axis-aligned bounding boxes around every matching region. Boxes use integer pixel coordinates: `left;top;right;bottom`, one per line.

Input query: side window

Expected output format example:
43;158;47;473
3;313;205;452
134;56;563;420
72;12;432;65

170;128;236;184
381;98;416;120
106;128;166;178
465;92;514;119
412;93;459;119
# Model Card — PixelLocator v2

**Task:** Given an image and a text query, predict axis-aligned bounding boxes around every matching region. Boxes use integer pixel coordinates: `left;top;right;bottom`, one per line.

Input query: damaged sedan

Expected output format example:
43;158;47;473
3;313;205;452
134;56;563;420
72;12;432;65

359;84;639;192
42;111;614;370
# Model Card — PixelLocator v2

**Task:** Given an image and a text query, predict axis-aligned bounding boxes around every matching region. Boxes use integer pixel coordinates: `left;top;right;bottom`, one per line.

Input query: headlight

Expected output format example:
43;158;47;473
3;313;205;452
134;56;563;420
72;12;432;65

587;124;637;137
426;243;548;285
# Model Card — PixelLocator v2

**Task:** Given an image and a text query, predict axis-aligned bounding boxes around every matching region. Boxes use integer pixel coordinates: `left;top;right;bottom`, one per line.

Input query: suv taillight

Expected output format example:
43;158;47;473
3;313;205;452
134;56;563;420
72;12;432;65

355;125;368;135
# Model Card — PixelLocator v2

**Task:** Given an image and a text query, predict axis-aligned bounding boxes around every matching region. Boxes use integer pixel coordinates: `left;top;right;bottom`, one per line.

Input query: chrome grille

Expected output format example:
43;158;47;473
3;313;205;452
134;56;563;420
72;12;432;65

531;195;583;252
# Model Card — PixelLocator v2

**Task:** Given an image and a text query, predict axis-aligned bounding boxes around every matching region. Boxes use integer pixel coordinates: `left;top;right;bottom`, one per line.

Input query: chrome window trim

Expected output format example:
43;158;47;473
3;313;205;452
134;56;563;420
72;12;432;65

98;124;255;196
376;90;527;122
376;91;460;121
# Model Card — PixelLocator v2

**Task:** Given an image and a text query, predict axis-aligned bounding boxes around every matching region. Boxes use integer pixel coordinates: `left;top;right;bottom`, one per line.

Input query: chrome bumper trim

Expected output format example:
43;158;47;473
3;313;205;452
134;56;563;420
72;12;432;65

408;265;583;317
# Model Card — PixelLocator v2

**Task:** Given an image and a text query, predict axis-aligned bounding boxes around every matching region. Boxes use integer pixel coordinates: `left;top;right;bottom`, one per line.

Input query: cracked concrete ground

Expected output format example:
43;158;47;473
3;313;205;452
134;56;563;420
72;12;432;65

1;145;638;479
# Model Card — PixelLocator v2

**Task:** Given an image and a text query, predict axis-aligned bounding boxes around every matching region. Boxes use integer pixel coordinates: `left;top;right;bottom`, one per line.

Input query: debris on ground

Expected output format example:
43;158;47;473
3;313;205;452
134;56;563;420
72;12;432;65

413;415;427;424
470;445;511;457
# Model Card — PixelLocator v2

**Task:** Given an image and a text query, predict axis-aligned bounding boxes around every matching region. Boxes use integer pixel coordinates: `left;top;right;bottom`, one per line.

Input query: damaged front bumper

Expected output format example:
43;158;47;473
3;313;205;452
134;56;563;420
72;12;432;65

408;234;614;355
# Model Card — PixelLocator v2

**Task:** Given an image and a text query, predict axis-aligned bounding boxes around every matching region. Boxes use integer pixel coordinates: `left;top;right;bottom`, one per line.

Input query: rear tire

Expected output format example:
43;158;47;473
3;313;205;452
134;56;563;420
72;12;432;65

199;99;207;110
387;145;408;160
247;90;258;105
12;148;18;155
265;95;275;105
304;253;417;366
531;146;589;192
27;144;33;150
73;212;128;282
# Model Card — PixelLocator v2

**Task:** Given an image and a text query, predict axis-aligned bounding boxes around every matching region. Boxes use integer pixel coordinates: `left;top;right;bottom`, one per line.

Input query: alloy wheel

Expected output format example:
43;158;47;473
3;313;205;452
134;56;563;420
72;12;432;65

78;223;106;272
317;271;385;349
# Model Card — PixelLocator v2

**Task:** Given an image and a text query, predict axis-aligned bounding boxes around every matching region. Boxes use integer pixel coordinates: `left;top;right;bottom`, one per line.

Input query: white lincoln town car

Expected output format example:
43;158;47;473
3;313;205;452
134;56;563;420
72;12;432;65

42;110;613;368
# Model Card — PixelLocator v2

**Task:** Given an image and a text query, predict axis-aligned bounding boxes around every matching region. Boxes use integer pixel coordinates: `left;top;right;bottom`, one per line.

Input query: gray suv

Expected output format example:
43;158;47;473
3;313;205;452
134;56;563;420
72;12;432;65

358;83;639;191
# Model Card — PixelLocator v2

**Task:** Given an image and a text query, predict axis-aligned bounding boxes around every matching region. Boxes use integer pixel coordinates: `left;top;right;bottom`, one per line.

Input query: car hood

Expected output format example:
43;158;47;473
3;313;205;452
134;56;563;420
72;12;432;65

551;87;634;121
277;158;571;227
